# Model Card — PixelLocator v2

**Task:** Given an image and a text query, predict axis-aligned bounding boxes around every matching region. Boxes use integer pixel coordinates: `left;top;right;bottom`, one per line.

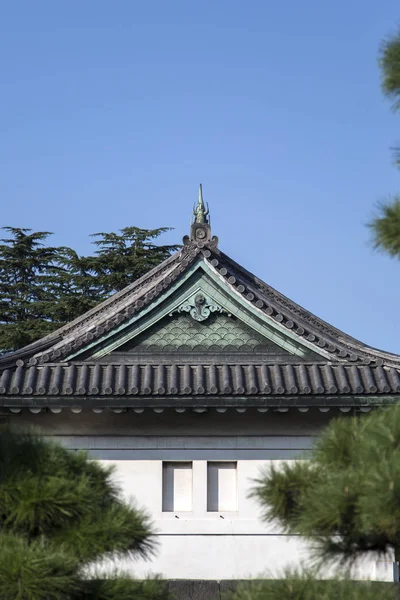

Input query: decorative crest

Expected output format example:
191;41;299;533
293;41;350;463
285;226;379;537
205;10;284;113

170;292;231;322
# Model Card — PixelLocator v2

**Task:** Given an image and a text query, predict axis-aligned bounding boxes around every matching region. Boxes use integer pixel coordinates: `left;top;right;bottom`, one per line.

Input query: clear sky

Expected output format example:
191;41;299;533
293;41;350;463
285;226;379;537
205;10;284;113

1;1;400;352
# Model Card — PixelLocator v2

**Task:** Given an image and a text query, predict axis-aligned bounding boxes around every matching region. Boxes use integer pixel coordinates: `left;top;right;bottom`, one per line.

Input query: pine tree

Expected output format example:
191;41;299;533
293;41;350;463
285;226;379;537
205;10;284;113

380;29;400;114
230;407;400;599
50;247;105;322
369;198;400;258
252;406;400;567
0;226;179;354
85;227;180;295
0;227;71;354
0;429;168;600
370;28;400;255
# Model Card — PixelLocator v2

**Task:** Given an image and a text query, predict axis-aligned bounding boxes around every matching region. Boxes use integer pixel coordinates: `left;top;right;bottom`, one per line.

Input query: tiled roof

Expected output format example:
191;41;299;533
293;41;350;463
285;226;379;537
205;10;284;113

1;238;399;370
1;216;400;412
1;362;399;403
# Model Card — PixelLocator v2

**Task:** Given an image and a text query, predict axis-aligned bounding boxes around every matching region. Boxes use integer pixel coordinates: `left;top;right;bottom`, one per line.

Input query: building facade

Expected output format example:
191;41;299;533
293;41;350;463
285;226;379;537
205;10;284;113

1;188;399;580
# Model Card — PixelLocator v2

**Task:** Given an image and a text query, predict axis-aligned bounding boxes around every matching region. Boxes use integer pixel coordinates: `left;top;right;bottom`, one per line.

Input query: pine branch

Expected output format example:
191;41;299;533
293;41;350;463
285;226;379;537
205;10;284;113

368;196;400;258
0;430;161;599
252;406;400;567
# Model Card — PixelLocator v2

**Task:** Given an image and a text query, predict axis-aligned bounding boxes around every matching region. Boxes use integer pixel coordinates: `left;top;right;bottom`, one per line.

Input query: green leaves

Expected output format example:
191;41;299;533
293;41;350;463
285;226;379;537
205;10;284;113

0;227;70;353
252;406;400;566
0;430;166;600
53;501;154;563
369;197;400;259
380;29;400;111
370;29;400;256
0;534;79;600
0;225;179;353
87;226;180;294
229;571;396;600
75;574;169;600
380;28;400;168
251;461;321;532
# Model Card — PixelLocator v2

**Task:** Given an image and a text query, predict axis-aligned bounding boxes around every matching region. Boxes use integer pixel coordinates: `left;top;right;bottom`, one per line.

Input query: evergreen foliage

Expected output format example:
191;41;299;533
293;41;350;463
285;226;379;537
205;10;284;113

0;225;178;354
381;28;400;112
76;574;169;600
86;227;179;295
239;408;400;598
229;570;395;600
252;406;400;566
0;429;168;600
370;28;400;255
0;228;70;353
369;198;400;258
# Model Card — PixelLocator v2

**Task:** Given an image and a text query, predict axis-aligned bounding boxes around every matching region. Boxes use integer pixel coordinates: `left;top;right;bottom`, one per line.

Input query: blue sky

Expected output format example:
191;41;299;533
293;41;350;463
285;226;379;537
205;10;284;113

1;1;400;352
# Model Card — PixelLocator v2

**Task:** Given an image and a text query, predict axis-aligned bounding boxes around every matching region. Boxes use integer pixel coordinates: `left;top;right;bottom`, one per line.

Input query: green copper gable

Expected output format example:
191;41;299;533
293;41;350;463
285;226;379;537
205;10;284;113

75;262;325;362
114;311;292;355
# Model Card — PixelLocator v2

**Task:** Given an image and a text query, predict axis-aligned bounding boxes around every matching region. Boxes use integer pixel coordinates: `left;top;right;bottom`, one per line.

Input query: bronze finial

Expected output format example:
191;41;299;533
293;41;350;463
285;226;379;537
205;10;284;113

193;184;209;224
183;184;218;250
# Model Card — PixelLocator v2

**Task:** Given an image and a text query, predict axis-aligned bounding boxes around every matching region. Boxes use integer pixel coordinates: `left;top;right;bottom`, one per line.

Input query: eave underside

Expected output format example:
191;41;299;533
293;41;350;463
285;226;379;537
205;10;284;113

0;396;398;411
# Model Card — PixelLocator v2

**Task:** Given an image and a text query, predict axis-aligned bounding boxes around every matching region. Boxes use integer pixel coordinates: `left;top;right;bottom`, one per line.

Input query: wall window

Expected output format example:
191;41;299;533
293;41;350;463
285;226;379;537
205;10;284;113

162;462;193;512
207;461;237;512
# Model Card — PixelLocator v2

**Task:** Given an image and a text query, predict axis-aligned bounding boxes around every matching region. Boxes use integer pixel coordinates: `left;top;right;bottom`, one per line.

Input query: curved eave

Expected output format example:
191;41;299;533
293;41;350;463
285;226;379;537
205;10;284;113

217;250;400;367
1;239;400;369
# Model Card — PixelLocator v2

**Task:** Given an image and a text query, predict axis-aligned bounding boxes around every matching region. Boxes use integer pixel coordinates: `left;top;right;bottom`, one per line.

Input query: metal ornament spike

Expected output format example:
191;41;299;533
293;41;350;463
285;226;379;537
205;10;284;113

183;184;218;251
193;183;209;224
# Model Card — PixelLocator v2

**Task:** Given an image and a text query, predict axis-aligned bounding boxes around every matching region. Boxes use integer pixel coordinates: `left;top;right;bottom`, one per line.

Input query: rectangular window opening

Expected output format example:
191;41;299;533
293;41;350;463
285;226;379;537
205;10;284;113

207;461;237;512
162;461;193;512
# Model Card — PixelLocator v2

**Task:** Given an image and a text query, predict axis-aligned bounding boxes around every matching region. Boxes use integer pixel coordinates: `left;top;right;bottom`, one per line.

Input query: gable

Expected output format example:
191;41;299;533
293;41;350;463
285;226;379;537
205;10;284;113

76;265;325;362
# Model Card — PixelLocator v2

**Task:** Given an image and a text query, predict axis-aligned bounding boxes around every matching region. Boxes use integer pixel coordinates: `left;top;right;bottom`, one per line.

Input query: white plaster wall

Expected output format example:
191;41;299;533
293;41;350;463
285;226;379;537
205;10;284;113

91;457;309;579
124;536;392;581
120;534;312;580
97;457;393;581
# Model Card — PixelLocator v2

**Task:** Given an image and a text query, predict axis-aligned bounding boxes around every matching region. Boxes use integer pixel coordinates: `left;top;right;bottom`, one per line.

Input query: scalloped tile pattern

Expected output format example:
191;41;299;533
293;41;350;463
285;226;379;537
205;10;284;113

117;313;291;354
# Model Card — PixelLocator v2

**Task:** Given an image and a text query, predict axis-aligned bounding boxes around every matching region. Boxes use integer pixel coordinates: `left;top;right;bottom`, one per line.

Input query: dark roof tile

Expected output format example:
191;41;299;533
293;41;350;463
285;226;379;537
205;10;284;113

0;363;399;401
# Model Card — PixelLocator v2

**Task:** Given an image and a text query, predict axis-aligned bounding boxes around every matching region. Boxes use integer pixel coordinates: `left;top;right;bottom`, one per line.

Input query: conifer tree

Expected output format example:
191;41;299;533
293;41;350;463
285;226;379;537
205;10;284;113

85;227;180;295
381;28;400;116
0;227;70;353
232;407;400;599
370;28;400;255
252;405;400;568
0;429;168;600
0;226;179;354
51;247;105;322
